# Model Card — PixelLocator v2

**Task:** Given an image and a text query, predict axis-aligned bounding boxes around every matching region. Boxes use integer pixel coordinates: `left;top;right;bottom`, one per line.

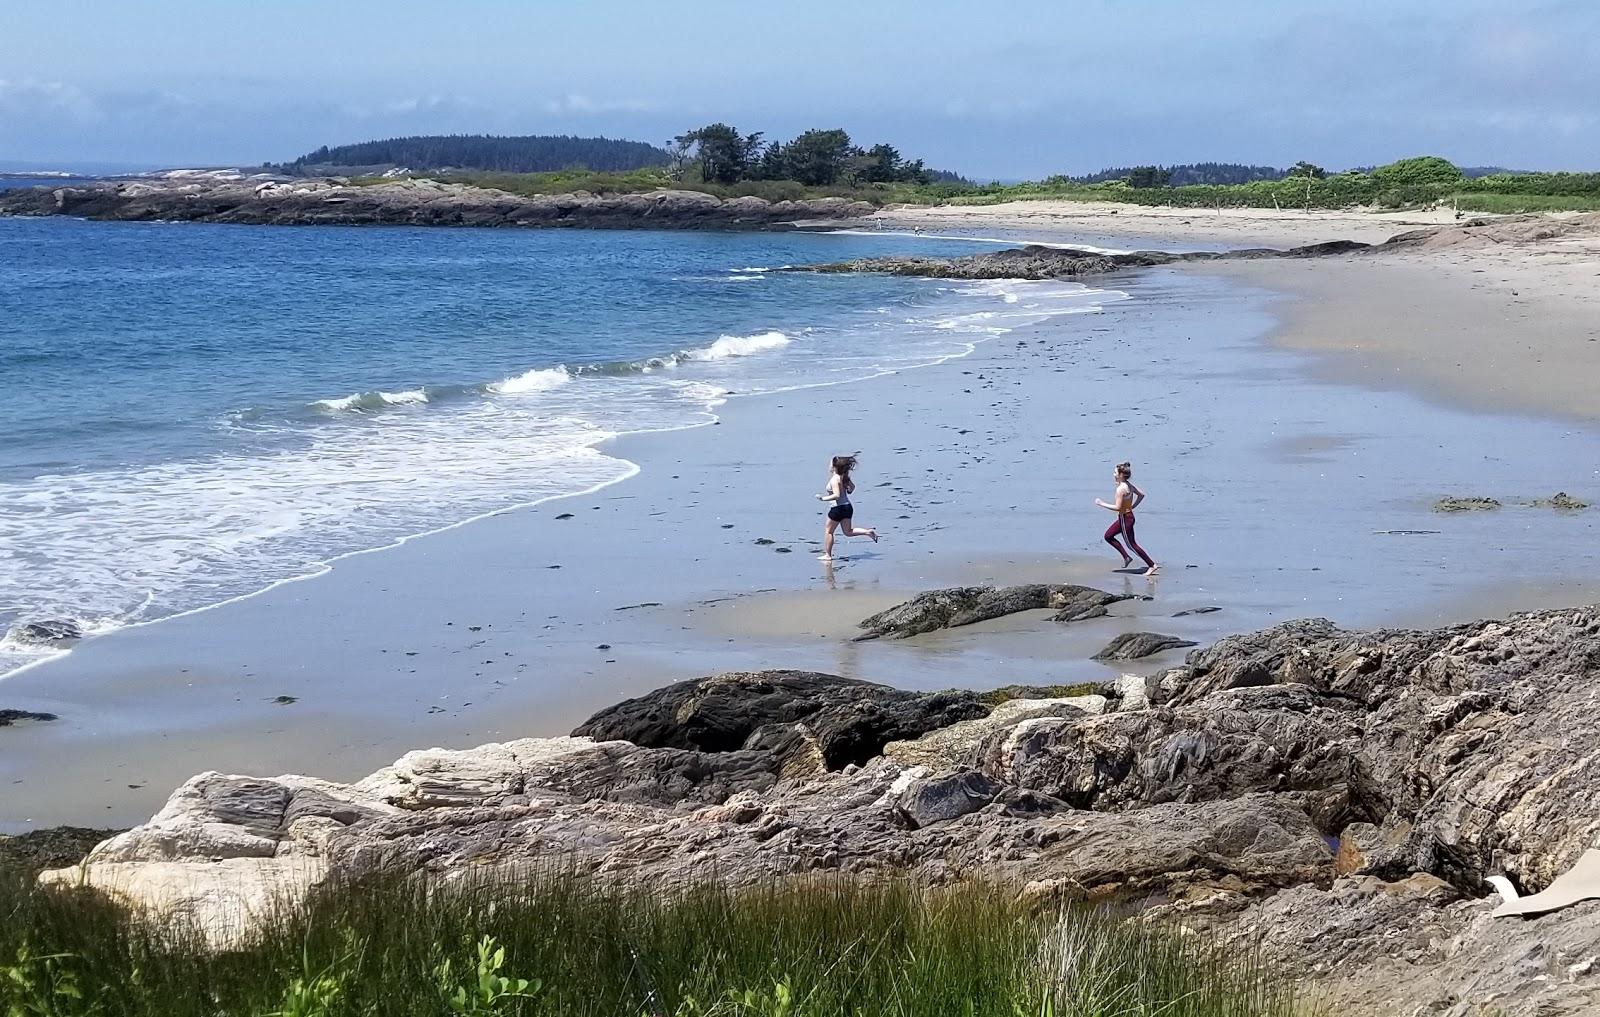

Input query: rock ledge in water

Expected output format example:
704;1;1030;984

5;619;85;648
1432;496;1501;513
856;584;1130;640
1092;632;1198;661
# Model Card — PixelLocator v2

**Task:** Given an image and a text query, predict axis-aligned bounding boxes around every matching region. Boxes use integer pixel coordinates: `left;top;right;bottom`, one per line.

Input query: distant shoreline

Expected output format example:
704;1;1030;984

0;176;878;230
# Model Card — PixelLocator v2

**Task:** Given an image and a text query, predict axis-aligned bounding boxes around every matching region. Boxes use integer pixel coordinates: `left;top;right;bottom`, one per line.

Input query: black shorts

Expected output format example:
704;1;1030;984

827;503;853;522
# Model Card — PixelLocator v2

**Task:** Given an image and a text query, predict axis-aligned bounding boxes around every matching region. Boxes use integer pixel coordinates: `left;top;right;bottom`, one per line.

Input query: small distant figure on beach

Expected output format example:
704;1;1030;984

1096;461;1159;576
816;454;879;561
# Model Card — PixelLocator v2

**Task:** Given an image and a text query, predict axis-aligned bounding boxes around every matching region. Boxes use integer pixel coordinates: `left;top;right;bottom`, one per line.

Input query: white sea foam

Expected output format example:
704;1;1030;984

314;388;431;412
487;367;572;395
0;275;1127;681
684;331;793;361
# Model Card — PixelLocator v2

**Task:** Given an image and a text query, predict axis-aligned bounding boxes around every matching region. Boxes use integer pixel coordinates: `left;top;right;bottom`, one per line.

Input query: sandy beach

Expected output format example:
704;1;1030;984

883;200;1600;420
5;210;1599;831
877;199;1471;249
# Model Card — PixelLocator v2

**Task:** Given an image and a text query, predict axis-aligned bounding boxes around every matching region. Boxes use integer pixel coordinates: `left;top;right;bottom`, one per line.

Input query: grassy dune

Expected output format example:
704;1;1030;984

1;866;1312;1016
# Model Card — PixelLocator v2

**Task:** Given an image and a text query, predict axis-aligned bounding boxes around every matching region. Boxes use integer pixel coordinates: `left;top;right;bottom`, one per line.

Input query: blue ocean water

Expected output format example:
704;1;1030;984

0;218;1120;674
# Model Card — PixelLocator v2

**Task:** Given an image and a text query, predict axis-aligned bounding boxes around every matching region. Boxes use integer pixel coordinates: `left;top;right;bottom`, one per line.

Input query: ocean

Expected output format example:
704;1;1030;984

0;218;1120;676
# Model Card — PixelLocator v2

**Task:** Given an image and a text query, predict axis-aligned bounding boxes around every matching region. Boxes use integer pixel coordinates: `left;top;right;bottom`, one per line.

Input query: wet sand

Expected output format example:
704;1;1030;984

5;246;1599;832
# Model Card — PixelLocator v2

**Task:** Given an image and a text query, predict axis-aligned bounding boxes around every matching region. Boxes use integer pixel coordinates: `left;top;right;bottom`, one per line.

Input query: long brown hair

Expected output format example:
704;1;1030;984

832;454;857;494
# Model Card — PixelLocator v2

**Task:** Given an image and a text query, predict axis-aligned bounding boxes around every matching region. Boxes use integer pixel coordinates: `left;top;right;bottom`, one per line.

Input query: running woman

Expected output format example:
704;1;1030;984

1095;461;1159;576
816;454;879;561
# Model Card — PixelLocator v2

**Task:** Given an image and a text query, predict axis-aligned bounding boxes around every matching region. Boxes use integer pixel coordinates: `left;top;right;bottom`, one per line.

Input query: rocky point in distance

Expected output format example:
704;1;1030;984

0;173;876;230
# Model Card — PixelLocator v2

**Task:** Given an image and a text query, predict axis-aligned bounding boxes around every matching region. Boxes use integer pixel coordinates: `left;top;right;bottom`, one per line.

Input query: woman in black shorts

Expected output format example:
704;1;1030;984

816;454;879;561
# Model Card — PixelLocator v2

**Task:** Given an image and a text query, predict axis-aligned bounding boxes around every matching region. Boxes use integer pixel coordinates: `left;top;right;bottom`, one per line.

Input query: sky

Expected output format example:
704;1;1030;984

2;0;1597;178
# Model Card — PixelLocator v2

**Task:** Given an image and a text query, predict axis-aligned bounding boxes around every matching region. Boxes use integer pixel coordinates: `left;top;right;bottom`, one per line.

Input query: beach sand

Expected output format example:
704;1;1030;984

882;201;1600;421
875;199;1473;250
4;213;1598;832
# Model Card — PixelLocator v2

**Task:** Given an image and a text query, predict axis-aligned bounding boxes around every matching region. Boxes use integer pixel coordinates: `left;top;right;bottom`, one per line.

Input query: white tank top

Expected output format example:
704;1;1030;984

833;476;851;505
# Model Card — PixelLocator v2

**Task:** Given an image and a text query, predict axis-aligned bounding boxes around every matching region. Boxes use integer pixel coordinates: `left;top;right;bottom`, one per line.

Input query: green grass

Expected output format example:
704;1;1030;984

327;157;1600;215
1449;192;1600;213
344;169;972;207
0;865;1313;1016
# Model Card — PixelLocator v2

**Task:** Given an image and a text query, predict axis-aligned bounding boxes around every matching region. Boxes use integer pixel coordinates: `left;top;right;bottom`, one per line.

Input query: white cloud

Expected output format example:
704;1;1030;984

542;94;653;115
0;78;99;120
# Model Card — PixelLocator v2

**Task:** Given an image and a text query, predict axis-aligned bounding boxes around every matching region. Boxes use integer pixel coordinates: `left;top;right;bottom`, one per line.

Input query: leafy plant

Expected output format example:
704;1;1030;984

435;936;538;1015
1;945;94;1017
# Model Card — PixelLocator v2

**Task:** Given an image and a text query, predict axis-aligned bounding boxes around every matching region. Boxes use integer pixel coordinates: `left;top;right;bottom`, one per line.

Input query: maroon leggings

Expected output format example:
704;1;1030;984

1104;513;1154;568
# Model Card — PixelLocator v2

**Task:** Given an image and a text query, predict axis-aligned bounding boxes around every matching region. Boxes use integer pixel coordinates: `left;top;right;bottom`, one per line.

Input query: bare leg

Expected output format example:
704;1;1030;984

841;521;879;543
822;518;837;560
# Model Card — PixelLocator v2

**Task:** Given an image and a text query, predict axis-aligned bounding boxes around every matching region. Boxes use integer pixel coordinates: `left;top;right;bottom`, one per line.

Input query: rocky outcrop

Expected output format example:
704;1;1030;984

1092;632;1198;661
855;583;1130;639
1433;496;1501;513
0;177;875;231
882;694;1106;769
35;606;1600;1014
1533;492;1590;511
572;671;990;773
801;239;1371;281
0;826;121;875
0;709;57;726
976;692;1382;831
4;618;84;647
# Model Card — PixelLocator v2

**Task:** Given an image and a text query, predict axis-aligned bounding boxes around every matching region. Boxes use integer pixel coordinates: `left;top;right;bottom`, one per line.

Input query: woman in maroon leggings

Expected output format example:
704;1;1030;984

1095;461;1159;576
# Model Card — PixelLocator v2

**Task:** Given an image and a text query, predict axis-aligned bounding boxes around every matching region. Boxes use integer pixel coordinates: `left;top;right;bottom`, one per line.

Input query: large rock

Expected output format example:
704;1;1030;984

1154;608;1600;893
856;584;1130;640
0;709;58;726
4;618;84;647
572;670;988;772
882;695;1106;769
977;692;1382;832
1224;875;1600;1016
1092;632;1197;661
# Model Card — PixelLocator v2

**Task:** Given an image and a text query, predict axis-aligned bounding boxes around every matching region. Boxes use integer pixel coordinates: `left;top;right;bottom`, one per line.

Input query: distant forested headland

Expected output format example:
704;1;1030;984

275;134;671;175
270;129;1600;214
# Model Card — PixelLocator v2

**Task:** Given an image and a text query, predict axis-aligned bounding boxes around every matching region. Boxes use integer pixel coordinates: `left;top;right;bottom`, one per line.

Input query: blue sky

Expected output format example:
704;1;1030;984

2;0;1596;176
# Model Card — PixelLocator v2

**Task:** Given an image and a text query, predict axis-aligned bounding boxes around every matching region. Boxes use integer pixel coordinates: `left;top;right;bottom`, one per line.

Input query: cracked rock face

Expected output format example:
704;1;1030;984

38;607;1600;1015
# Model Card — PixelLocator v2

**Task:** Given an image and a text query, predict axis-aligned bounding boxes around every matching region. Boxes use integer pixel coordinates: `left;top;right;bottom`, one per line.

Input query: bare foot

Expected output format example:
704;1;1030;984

1144;564;1161;577
870;530;880;543
818;554;833;562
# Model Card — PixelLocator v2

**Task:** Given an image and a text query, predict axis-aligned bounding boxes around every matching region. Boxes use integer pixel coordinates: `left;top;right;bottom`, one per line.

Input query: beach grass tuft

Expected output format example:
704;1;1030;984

1;865;1312;1016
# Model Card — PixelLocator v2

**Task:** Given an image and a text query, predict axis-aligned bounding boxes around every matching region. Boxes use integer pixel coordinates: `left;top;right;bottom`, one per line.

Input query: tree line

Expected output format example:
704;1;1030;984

670;124;940;187
277;135;671;175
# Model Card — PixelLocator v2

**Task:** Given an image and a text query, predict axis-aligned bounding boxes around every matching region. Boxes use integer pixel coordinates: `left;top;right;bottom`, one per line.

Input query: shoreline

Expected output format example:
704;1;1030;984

873;200;1600;423
5;252;1598;831
0;177;877;230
